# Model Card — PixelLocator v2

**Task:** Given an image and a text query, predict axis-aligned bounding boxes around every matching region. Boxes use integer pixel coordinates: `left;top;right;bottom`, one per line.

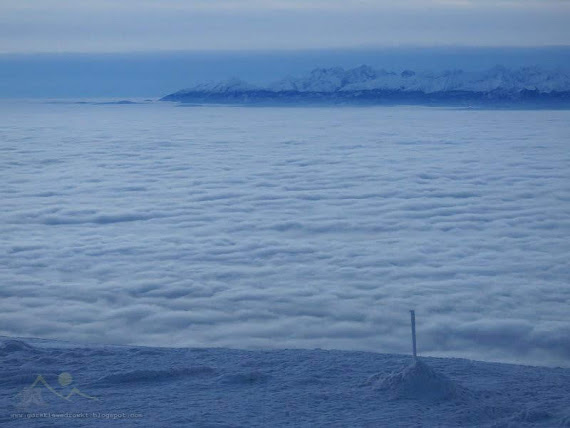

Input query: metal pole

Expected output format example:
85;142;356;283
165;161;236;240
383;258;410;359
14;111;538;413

410;310;417;360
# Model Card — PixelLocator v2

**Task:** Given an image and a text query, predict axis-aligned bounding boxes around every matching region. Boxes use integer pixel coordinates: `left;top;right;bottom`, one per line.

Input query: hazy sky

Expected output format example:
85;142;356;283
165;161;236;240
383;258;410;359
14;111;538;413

1;0;570;53
1;1;569;97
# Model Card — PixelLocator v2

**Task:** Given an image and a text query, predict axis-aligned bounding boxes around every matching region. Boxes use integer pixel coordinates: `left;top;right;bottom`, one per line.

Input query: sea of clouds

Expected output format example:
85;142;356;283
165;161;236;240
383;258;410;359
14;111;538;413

1;101;569;366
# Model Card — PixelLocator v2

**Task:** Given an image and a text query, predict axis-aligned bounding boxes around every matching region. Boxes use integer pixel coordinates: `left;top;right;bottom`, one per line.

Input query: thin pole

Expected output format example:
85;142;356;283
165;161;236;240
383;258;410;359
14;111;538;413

410;310;417;360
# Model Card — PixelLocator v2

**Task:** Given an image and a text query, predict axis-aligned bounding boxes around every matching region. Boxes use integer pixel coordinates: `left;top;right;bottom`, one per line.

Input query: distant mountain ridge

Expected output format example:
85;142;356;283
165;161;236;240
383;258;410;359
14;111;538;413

161;65;570;106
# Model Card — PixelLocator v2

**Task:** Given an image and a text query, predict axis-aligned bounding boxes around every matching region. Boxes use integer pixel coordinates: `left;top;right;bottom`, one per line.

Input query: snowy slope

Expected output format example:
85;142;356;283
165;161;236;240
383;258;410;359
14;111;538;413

2;336;570;427
162;65;570;105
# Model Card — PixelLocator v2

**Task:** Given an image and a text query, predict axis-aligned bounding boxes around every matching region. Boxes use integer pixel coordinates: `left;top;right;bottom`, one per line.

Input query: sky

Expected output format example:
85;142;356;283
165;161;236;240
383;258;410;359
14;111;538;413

1;0;570;53
1;0;569;97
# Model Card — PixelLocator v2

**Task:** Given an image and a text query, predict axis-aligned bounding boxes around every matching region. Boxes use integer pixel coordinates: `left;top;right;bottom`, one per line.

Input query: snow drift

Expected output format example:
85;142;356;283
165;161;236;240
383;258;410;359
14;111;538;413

368;359;470;401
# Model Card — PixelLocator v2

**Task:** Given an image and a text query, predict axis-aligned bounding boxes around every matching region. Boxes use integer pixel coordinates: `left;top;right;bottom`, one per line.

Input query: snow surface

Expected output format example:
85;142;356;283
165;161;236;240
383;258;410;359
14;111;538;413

1;101;569;368
1;336;570;427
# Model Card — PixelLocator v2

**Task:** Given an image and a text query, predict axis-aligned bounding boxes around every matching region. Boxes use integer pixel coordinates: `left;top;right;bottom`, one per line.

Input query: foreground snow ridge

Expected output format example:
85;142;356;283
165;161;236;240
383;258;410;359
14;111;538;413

2;337;570;427
161;65;570;106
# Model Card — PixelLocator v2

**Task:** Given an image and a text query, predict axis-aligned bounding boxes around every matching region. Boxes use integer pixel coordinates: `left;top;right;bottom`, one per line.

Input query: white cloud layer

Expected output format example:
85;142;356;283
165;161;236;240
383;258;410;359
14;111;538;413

0;101;569;366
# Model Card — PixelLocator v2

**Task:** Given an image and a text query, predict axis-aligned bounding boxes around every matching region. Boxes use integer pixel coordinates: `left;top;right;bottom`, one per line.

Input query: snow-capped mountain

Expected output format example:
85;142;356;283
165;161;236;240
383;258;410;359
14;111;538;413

161;65;570;105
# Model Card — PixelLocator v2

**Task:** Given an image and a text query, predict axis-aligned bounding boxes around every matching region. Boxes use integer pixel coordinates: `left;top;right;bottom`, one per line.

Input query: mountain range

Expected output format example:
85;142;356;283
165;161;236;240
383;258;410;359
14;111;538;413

161;65;570;106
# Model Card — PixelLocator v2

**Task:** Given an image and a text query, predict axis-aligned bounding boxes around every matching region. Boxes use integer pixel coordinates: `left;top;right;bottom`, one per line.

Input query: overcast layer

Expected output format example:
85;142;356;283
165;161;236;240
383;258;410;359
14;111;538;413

1;101;569;367
1;0;569;53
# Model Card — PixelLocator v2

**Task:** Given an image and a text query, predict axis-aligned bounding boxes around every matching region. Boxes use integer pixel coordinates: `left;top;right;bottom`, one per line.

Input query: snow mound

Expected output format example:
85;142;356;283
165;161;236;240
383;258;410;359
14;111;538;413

93;366;215;385
0;339;37;354
371;359;469;401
